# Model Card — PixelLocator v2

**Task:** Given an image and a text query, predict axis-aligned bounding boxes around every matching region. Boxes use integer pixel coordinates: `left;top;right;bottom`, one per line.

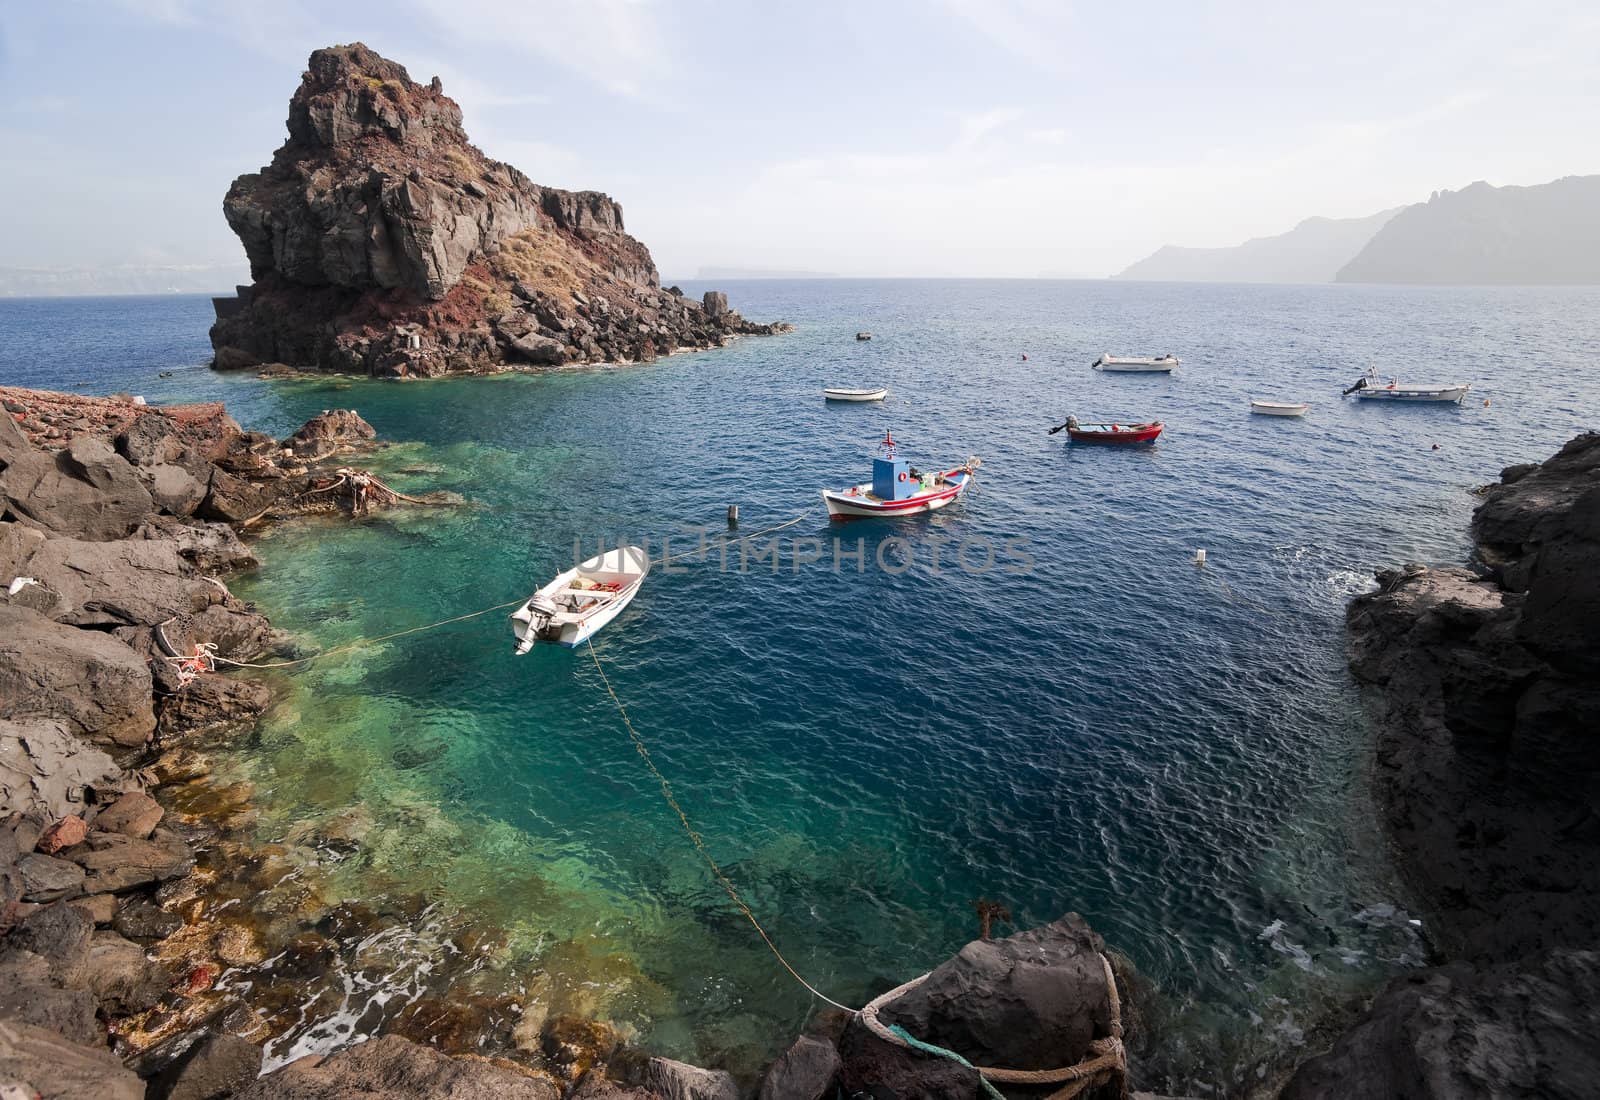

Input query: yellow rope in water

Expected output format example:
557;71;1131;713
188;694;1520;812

585;637;858;1014
208;600;528;670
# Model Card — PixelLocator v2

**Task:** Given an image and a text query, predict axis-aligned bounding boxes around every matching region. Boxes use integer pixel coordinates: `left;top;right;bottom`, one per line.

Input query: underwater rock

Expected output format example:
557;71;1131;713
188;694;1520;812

640;1057;739;1100
92;791;163;839
144;1028;264;1100
235;1035;559;1099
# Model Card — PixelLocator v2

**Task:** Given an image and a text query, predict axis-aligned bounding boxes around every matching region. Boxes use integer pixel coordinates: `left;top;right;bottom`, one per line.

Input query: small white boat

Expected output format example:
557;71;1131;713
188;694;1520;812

510;545;649;653
1093;353;1179;373
824;387;888;402
1250;400;1310;417
1343;370;1470;404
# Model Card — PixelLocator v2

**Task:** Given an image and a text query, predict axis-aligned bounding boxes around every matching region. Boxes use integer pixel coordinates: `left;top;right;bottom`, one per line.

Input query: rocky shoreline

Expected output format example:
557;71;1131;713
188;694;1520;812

2;385;1147;1100
209;44;791;380
1282;433;1600;1097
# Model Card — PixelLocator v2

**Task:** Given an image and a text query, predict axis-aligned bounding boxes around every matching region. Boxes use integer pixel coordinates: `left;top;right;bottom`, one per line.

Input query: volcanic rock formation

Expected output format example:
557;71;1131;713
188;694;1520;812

1284;432;1600;1098
210;44;789;377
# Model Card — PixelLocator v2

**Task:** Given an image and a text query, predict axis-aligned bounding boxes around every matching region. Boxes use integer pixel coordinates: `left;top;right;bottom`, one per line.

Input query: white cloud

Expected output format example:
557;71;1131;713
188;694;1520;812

940;0;1075;73
409;0;673;99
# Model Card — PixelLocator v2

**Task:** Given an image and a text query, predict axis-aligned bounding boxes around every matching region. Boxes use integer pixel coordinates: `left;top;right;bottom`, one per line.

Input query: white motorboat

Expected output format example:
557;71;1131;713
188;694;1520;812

1093;353;1179;373
510;545;649;652
824;387;889;402
1250;400;1310;417
1343;369;1470;403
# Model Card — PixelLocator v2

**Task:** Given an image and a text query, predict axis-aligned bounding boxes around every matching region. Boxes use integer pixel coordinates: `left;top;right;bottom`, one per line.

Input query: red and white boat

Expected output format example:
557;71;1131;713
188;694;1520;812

1054;416;1164;444
821;431;979;520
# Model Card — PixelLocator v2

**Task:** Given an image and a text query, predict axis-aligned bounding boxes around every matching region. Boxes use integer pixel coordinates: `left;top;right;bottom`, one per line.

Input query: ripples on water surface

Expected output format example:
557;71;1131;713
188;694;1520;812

3;281;1597;1090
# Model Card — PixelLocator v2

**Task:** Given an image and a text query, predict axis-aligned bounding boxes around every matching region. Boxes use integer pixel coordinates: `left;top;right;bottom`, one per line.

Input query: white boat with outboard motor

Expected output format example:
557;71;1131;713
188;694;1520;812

1092;353;1179;373
510;546;649;652
824;387;889;402
1343;369;1471;404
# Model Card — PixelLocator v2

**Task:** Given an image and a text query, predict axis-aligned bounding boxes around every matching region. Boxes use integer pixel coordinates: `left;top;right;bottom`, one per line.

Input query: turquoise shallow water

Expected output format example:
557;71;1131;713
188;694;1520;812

3;282;1598;1089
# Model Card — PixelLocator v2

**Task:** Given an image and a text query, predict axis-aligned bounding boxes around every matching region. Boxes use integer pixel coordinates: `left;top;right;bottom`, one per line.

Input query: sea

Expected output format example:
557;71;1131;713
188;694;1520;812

3;281;1596;1093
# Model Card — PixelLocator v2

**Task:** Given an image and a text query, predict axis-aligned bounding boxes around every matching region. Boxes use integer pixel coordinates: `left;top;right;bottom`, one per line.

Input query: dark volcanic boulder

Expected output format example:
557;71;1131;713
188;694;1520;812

0;718;122;821
879;913;1115;1070
1;414;153;540
145;1029;264;1100
0;1017;144;1100
641;1057;738;1100
1282;950;1600;1100
758;1035;841;1100
234;1035;559;1099
69;828;194;894
284;408;377;460
0;605;155;748
2;900;94;988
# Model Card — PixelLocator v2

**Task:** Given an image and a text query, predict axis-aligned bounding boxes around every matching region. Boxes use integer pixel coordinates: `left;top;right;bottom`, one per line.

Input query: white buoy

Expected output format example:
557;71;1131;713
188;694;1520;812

1193;549;1207;566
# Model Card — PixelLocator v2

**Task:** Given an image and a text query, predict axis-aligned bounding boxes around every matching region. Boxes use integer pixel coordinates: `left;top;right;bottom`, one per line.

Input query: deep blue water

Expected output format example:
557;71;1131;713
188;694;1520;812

3;284;1596;1090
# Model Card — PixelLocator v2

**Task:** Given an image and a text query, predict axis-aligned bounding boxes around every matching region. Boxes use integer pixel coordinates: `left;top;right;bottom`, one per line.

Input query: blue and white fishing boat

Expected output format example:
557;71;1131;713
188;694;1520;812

1343;369;1471;403
821;430;979;519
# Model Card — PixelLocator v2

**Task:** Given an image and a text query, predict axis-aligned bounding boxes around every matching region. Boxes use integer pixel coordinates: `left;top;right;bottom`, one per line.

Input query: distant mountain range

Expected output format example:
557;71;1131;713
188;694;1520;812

692;266;839;280
0;263;250;298
1116;208;1401;284
1117;175;1600;285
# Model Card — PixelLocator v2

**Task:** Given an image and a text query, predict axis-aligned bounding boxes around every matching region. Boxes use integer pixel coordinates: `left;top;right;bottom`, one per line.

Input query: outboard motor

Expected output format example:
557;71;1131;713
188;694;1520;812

1341;376;1369;396
512;592;560;654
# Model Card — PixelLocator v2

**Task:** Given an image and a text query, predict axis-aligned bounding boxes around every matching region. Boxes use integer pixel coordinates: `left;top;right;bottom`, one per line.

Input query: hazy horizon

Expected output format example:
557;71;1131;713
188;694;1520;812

3;1;1597;280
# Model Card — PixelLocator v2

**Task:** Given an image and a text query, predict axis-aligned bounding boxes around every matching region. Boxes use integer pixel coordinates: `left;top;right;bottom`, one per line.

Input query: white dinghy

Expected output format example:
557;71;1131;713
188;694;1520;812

1250;400;1310;417
1093;353;1180;373
511;545;650;653
824;387;889;402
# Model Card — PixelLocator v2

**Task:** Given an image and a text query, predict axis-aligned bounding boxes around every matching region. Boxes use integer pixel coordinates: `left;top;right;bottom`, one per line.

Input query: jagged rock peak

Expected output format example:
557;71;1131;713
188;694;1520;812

211;43;790;376
286;42;467;153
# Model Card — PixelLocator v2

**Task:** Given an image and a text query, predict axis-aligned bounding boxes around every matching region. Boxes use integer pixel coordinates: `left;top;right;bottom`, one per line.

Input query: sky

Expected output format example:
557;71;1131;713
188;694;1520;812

1;0;1598;279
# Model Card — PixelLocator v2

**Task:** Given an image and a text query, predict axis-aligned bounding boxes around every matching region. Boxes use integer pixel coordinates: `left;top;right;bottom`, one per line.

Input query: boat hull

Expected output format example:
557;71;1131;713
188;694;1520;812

1093;355;1179;372
1250;401;1309;417
1066;422;1164;443
1354;384;1471;403
824;388;888;402
822;469;972;519
511;545;649;653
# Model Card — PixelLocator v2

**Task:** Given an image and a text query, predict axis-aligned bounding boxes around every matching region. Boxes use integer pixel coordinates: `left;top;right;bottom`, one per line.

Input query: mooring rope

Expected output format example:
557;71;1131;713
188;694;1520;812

201;600;528;670
584;636;858;1014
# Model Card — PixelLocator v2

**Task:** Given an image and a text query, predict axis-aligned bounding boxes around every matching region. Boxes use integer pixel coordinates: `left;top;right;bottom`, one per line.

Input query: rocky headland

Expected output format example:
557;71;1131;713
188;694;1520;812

209;44;790;379
1283;433;1600;1097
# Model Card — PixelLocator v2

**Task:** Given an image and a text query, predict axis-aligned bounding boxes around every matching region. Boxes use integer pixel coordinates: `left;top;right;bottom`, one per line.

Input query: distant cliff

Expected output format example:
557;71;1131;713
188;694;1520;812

1116;208;1400;283
1336;176;1600;285
210;44;788;377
